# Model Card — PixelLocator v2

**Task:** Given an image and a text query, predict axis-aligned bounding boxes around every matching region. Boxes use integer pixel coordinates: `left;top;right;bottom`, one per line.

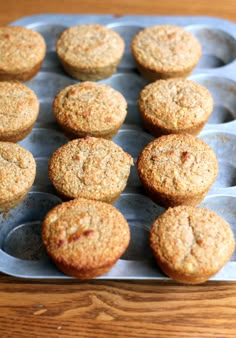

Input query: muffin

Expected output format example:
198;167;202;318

131;25;201;82
48;137;133;202
0;26;46;81
56;24;125;81
42;197;130;279
0;142;36;211
137;134;218;208
0;81;39;142
150;206;235;284
138;79;213;137
53;82;127;139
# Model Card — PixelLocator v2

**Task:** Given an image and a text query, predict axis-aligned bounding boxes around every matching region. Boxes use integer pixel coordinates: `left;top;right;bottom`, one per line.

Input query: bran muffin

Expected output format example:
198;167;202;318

150;206;235;284
138;79;213;137
137;134;218;208
48;137;133;202
0;81;39;142
42;197;130;279
53;81;127;139
0;26;46;81
0;142;36;211
131;25;201;82
56;24;125;81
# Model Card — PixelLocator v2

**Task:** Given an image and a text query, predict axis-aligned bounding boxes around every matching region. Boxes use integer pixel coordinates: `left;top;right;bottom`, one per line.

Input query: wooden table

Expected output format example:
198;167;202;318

1;1;236;337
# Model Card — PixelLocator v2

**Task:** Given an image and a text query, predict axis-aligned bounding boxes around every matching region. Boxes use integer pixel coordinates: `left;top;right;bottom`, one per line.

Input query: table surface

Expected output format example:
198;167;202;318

1;1;236;337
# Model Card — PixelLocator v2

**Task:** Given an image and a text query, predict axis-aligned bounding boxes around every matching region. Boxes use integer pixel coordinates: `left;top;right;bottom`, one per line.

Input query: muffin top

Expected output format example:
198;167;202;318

53;82;127;134
42;197;130;270
0;81;39;136
150;206;235;279
139;79;213;130
56;24;125;68
137;134;218;196
0;26;46;74
131;25;201;72
49;137;133;201
0;142;36;201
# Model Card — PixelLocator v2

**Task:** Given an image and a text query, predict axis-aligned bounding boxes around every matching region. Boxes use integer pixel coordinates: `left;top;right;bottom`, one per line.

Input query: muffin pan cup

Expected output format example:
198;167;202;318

1;14;236;280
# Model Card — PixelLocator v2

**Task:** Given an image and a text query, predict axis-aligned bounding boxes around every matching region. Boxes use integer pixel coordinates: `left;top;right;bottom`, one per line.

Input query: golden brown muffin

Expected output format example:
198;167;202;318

48;137;133;202
0;26;46;81
138;79;213;137
0;81;39;142
131;25;201;82
0;142;36;211
56;24;125;81
137;134;218;208
150;206;235;284
53;81;127;139
42;197;130;279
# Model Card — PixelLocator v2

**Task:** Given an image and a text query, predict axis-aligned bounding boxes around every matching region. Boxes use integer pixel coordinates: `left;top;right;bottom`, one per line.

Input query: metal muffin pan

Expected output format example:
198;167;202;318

0;14;236;280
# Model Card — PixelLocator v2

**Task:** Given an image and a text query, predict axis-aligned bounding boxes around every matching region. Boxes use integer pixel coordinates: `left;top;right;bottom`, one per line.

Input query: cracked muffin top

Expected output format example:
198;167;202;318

150;206;235;283
0;26;46;74
137;134;218;196
138;79;213;131
53;81;127;136
131;25;201;73
0;81;39;138
0;142;36;201
56;24;125;68
48;137;133;202
42;197;130;274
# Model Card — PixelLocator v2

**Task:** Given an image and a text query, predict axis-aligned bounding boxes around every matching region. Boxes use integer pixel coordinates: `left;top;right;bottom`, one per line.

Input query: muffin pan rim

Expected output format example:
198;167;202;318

1;191;235;280
1;13;236;280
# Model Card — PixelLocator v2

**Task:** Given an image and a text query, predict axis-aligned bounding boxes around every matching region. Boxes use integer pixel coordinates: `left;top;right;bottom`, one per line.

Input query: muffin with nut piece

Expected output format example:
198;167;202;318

137;134;218;208
42;197;130;279
150;206;235;284
138;78;213;137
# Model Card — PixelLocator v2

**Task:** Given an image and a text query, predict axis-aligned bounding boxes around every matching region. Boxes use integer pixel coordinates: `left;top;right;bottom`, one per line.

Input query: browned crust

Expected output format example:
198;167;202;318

141;113;206;138
52;257;116;279
0;123;35;142
53;185;123;204
0;185;31;211
59;57;122;81
0;59;44;82
140;180;208;208
56;118;124;140
134;59;196;82
152;256;228;284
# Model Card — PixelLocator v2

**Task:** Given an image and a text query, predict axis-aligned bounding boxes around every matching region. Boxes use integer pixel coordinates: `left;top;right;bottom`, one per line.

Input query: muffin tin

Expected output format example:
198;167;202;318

0;14;236;280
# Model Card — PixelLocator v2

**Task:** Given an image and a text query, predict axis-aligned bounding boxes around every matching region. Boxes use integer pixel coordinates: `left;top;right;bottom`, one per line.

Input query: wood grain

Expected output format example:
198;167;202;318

0;0;236;25
1;276;236;337
0;1;236;337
